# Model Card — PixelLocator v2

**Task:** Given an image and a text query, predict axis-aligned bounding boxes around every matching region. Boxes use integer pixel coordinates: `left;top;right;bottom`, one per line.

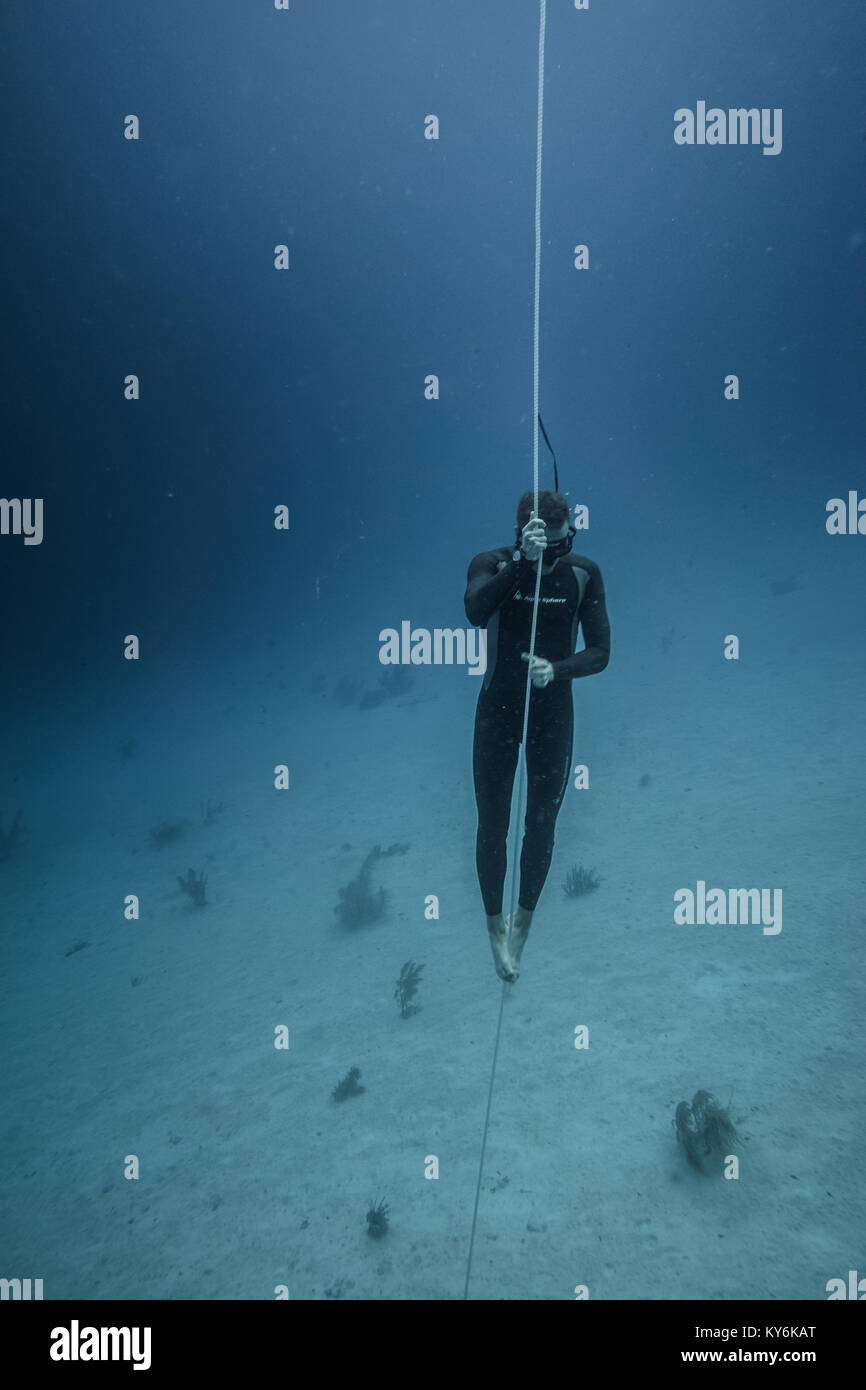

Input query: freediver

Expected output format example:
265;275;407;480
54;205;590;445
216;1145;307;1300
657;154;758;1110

464;491;611;982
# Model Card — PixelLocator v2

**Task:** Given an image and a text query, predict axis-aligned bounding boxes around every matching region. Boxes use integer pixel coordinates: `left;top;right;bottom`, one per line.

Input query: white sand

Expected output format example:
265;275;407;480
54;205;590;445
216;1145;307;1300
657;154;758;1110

1;641;863;1300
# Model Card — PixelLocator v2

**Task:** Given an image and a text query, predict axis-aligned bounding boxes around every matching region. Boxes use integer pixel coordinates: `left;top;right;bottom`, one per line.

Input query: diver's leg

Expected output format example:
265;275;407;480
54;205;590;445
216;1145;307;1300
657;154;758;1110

473;694;520;981
512;700;573;976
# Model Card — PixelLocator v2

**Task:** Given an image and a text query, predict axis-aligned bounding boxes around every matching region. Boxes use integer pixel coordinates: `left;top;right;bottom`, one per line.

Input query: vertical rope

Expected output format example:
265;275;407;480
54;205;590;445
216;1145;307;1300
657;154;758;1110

506;0;546;943
461;980;507;1301
532;0;546;515
464;0;547;1301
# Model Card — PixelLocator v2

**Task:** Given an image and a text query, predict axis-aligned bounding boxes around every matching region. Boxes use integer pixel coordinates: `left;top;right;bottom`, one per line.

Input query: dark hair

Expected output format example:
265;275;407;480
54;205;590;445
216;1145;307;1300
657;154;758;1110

515;489;570;541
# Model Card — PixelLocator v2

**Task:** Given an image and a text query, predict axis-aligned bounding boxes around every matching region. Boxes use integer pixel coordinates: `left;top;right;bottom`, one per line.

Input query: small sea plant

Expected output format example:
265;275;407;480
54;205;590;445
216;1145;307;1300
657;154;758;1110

366;1198;389;1238
335;844;410;927
563;863;601;897
394;960;425;1018
674;1090;738;1172
332;1066;364;1102
177;867;207;906
336;852;387;925
692;1090;738;1155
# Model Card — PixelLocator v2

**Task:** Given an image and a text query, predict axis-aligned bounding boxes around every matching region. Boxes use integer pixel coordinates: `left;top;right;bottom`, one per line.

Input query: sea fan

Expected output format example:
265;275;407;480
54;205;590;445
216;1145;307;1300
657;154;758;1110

366;1198;389;1238
394;960;425;1018
563;863;601;897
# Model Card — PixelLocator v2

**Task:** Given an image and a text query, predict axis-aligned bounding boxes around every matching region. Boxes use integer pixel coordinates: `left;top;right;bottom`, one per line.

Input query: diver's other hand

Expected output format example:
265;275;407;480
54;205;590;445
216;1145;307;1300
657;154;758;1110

520;513;547;563
521;653;554;687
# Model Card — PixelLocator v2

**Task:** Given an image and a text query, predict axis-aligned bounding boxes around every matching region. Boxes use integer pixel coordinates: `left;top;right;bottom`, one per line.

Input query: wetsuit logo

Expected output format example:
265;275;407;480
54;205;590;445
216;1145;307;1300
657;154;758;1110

514;590;566;604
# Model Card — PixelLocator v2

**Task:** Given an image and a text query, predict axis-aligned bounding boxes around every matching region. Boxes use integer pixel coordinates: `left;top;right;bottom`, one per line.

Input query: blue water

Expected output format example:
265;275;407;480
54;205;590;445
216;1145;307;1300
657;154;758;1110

1;0;864;1301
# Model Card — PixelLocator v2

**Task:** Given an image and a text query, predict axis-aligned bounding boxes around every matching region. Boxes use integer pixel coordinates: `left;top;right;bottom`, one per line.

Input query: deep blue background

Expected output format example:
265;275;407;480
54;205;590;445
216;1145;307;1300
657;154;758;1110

2;0;864;701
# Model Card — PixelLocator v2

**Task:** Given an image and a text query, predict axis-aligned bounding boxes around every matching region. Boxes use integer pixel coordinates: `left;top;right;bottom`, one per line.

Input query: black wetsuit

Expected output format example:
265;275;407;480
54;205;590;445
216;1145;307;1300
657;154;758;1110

464;546;610;915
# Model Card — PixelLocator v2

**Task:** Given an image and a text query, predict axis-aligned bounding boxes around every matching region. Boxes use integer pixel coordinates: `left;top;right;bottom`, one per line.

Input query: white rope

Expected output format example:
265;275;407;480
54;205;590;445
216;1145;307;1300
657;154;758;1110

464;0;547;1301
505;0;546;950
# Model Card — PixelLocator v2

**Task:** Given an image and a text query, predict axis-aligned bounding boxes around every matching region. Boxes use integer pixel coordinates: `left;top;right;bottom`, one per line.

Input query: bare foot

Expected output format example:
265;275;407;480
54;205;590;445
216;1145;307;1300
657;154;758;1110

487;913;516;982
508;906;533;979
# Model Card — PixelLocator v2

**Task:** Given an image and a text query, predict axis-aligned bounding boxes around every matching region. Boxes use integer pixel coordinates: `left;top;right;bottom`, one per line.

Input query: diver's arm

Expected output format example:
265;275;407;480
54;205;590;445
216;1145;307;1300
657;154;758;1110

550;562;611;680
464;550;523;627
